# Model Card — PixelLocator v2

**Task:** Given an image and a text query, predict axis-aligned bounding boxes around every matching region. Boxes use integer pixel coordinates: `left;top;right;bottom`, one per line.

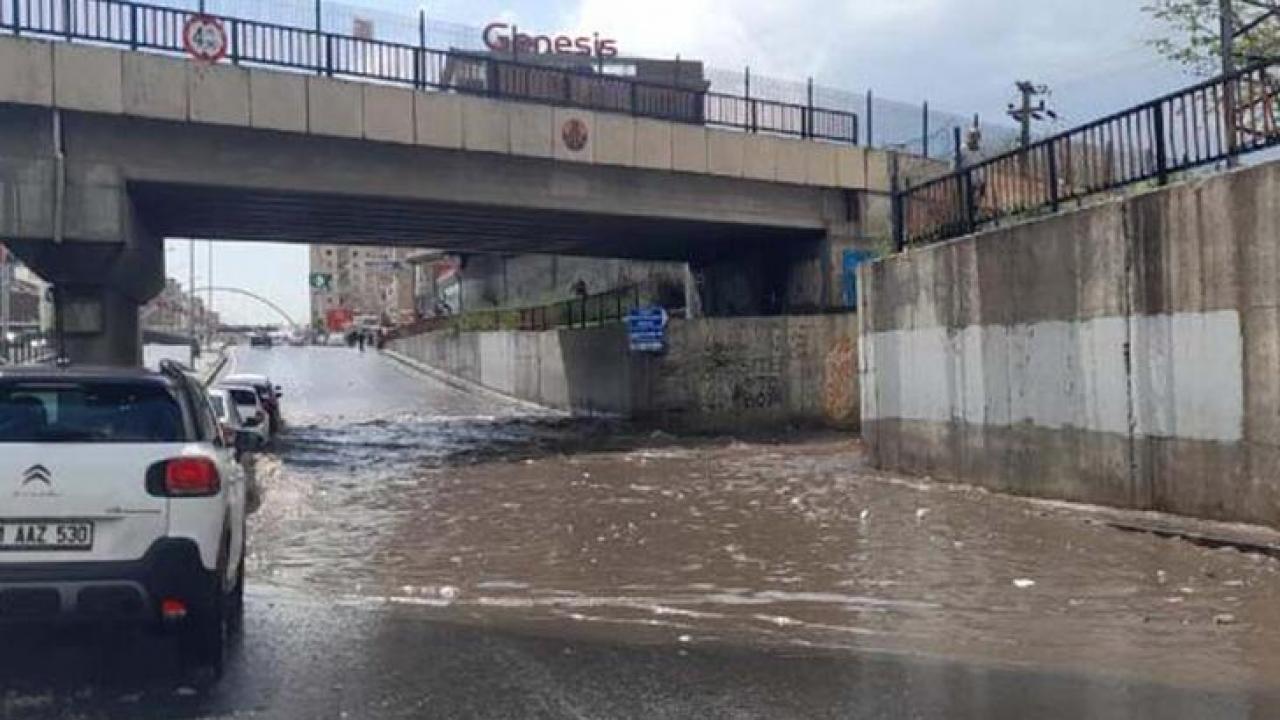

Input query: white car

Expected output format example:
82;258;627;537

209;386;268;450
215;384;271;447
0;362;248;676
222;374;283;435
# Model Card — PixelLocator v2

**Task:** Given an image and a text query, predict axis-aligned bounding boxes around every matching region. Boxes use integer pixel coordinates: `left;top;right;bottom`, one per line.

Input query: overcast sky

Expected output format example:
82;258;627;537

171;0;1196;325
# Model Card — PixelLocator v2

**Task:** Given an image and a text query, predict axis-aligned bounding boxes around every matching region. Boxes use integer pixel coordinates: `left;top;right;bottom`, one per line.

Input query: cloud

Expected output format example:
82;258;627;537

562;0;1189;123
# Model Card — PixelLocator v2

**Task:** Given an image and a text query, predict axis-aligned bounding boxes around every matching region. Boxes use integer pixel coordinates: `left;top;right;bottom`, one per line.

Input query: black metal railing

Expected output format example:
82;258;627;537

0;0;859;143
516;284;645;332
394;284;653;339
896;59;1280;248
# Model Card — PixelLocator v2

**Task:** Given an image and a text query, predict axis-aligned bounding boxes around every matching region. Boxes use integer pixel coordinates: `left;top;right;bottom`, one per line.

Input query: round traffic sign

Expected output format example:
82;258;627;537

183;14;228;63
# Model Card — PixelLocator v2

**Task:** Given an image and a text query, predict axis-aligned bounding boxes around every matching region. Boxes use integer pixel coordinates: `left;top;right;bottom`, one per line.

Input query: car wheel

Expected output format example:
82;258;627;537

181;540;230;679
228;542;246;637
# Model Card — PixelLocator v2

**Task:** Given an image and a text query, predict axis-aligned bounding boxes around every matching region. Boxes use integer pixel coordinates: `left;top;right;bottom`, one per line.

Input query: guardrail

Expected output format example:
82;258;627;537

0;0;859;144
896;59;1280;248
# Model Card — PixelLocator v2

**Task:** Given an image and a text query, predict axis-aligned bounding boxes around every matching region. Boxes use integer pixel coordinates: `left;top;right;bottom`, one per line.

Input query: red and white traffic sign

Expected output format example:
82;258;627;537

183;14;228;63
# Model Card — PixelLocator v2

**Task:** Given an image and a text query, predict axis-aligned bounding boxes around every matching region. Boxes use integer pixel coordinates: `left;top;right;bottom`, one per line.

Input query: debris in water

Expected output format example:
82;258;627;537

1214;613;1238;626
1013;578;1036;589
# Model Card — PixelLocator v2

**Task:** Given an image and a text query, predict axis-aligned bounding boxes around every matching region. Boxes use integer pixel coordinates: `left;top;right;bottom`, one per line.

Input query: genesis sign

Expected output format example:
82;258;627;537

483;23;618;59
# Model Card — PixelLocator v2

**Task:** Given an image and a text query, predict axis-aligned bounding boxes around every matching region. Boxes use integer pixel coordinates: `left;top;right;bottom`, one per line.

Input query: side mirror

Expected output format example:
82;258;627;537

243;415;262;428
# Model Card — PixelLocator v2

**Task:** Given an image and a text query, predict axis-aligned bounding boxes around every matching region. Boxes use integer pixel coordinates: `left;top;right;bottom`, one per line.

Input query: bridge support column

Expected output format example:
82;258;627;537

6;212;164;367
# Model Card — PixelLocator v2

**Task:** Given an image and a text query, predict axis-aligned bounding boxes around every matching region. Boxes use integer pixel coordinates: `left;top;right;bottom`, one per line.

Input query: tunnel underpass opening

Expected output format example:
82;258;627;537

129;182;825;263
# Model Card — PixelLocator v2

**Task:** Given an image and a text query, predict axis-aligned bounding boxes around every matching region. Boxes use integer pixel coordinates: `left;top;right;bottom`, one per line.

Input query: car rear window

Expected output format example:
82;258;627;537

228;389;258;405
0;381;187;443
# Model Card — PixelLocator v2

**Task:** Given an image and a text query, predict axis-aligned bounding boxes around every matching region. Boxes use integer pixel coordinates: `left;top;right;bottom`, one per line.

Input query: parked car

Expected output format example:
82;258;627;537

208;387;258;451
222;373;283;434
215;383;272;449
248;334;273;349
0;361;249;677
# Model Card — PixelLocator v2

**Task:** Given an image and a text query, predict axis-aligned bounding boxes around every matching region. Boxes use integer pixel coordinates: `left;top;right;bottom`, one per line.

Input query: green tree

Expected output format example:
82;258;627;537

1144;0;1280;74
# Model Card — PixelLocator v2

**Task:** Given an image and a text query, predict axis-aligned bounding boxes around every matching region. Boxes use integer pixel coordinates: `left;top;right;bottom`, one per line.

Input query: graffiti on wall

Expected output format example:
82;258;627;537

823;335;857;423
694;324;788;413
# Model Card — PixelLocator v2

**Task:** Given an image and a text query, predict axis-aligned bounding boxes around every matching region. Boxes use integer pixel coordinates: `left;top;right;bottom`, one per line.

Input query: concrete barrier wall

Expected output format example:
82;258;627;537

859;160;1280;526
391;314;860;431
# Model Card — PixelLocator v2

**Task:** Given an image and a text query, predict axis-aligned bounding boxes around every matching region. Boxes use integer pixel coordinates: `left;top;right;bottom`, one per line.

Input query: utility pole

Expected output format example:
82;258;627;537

1007;81;1057;150
207;240;214;343
0;245;11;352
189;239;197;365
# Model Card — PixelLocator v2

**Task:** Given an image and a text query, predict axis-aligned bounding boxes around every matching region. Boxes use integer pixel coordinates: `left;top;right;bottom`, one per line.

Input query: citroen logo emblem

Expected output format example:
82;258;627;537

21;464;52;487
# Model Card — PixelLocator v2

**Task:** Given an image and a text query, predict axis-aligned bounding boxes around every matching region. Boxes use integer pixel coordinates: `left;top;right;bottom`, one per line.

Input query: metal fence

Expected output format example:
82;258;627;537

395;284;649;338
0;0;859;143
517;285;645;332
897;59;1280;248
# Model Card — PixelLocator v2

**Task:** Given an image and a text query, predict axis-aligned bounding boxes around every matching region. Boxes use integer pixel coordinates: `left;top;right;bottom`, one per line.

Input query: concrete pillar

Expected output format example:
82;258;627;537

56;284;143;366
6;213;164;366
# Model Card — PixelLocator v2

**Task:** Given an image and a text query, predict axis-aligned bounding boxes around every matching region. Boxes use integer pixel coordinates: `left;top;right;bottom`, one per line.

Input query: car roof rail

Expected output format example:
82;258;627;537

158;359;193;377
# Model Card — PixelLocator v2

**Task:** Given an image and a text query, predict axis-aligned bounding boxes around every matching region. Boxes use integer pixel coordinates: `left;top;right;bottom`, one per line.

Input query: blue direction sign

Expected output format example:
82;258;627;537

625;306;669;353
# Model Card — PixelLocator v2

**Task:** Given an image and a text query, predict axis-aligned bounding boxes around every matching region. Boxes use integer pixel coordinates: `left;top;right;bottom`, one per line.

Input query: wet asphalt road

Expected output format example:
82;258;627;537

4;345;1280;719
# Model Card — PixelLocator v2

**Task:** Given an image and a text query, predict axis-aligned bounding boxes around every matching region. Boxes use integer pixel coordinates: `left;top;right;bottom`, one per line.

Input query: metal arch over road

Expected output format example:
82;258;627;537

191;287;301;330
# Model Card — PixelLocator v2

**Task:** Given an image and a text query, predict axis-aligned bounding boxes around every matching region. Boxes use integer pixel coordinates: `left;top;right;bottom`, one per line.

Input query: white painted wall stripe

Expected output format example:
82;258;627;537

863;310;1243;443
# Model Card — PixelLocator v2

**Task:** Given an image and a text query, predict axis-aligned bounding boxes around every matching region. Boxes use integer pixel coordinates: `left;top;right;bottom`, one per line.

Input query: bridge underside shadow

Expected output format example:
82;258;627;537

2;105;869;365
128;183;823;263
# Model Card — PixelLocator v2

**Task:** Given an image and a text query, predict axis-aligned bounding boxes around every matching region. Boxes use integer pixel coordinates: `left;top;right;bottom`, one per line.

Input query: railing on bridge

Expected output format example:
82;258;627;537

0;0;859;144
896;59;1280;249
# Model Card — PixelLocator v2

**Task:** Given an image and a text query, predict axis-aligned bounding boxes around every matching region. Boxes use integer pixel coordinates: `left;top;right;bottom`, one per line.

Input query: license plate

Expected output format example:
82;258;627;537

0;521;94;551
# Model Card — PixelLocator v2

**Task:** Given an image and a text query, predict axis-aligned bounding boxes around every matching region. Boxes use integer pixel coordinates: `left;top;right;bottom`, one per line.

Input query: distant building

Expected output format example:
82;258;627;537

309;245;416;330
1;246;51;335
141;278;220;336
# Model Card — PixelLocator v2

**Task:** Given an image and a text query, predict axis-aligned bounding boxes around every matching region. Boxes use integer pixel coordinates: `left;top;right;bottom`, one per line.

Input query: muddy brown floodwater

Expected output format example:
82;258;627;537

239;348;1280;702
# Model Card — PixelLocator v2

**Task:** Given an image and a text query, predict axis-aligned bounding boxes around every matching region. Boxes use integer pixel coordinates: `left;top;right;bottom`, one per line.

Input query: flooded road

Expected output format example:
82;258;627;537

239;347;1280;691
6;345;1280;718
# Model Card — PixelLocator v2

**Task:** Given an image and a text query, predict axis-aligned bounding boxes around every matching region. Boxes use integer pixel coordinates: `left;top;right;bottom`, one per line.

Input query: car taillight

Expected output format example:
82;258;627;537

147;458;221;497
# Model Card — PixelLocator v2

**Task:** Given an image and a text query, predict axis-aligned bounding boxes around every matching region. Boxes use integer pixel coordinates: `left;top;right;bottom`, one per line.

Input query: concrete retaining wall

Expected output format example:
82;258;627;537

859;160;1280;526
391;314;860;431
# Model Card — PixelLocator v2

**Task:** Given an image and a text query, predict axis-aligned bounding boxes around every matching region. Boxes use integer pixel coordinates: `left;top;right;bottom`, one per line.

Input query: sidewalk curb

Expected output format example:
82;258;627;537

380;349;558;414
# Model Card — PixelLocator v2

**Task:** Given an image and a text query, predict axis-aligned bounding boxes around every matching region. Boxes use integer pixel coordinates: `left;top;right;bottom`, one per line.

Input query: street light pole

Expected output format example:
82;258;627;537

189;239;197;365
207;240;214;342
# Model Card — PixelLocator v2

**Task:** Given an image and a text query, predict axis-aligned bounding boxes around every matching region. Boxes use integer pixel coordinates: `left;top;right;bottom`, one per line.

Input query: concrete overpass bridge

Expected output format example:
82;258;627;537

0;9;906;364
